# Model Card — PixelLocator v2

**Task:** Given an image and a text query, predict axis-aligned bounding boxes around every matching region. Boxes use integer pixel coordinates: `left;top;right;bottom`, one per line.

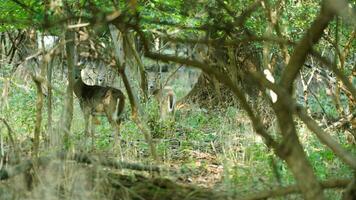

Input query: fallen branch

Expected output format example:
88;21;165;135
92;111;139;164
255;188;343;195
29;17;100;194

0;156;50;180
70;153;163;173
0;152;166;181
239;178;351;200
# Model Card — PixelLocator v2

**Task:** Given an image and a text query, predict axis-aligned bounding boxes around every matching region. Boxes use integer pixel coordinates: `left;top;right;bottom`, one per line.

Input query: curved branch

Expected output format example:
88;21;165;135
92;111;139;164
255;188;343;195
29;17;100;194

310;50;356;100
248;71;356;169
280;0;340;92
296;106;356;170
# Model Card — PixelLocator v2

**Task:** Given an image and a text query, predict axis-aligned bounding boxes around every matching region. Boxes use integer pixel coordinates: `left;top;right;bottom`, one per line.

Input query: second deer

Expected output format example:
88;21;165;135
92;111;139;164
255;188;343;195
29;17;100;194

149;79;176;121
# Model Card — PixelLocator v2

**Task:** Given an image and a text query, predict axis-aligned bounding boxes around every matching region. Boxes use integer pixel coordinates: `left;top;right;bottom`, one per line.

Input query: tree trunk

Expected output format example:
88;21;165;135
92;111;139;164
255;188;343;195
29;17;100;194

32;75;44;157
183;45;260;110
110;24;158;161
125;33;148;101
61;29;76;149
47;58;53;147
275;110;324;199
32;33;46;157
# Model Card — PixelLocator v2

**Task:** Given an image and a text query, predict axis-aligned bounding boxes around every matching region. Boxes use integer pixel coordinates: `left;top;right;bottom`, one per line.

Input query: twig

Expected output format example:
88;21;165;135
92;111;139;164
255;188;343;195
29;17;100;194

307;86;331;121
249;70;356;169
124;33;149;100
324;113;355;131
218;0;262;28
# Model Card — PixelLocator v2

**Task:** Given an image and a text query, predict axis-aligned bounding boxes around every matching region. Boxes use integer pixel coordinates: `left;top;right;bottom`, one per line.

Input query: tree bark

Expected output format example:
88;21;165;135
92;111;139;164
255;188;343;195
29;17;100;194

47;56;53;147
109;24;158;161
61;29;76;149
32;74;44;157
125;33;148;101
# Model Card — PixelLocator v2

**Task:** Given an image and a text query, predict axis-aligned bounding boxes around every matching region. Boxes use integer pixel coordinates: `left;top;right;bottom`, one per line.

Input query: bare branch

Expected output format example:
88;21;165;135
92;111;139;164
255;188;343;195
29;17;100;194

311;50;356;99
296;106;356;170
249;71;356;169
109;25;158;161
160;35;294;47
280;0;338;93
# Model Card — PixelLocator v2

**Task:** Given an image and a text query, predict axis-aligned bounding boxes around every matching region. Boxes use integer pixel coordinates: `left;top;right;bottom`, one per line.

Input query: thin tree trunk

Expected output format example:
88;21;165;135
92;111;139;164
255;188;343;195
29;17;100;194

61;29;76;149
125;33;148;101
43;0;52;148
109;24;158;161
32;33;47;157
342;174;356;200
277;1;344;198
47;58;53;147
274;108;324;199
333;17;344;116
0;33;3;69
32;70;45;157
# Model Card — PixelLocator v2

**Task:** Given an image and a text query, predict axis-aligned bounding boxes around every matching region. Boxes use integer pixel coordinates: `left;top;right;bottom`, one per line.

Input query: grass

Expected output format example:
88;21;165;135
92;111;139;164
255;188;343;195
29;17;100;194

0;73;353;199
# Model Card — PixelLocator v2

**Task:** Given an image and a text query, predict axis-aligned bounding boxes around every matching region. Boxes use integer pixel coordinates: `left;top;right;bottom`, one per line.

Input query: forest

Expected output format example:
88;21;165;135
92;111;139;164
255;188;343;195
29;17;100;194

0;0;355;199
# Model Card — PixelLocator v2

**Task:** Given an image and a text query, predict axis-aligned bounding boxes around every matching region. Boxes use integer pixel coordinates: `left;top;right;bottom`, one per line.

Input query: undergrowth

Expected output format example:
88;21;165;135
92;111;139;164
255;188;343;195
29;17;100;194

0;76;353;200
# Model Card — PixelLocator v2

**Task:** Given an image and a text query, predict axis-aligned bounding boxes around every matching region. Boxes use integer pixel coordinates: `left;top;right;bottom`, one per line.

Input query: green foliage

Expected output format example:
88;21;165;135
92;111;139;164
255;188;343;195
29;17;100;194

0;0;354;198
0;74;352;197
2;80;36;135
308;88;339;120
0;0;44;31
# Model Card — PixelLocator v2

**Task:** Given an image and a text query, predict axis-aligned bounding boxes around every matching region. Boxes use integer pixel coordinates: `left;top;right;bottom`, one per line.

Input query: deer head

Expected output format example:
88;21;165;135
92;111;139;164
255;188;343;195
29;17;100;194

148;74;176;120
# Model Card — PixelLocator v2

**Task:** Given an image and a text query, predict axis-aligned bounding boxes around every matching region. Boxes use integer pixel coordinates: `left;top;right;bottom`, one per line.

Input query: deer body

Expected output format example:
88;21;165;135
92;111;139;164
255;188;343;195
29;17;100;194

74;69;125;139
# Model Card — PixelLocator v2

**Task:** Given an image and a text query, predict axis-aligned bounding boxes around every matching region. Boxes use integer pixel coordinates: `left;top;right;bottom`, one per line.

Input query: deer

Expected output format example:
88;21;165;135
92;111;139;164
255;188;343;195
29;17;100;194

73;66;125;145
148;75;176;121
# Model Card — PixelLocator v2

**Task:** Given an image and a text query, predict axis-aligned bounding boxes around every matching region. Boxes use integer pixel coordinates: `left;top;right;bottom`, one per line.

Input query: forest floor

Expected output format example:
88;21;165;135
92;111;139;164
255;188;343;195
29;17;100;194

0;102;353;200
0;72;353;200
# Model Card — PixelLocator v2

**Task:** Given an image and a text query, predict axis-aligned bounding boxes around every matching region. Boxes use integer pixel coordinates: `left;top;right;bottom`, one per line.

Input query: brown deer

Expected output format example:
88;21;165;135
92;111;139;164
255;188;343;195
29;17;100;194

73;67;125;141
148;77;176;121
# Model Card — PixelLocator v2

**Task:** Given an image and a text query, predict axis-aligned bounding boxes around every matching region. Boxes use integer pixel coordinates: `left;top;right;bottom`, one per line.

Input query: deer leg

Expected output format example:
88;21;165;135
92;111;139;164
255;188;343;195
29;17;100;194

106;111;122;159
83;108;90;137
90;114;95;149
82;106;95;151
104;98;122;138
106;113;118;139
85;114;96;150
